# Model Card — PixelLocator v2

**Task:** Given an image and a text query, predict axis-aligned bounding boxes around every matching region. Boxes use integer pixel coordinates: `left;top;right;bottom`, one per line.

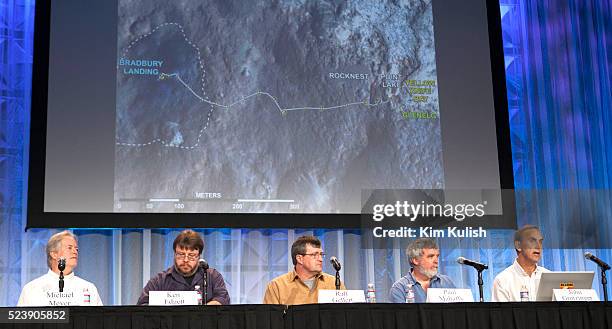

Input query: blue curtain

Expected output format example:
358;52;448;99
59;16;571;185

0;0;610;306
503;0;612;303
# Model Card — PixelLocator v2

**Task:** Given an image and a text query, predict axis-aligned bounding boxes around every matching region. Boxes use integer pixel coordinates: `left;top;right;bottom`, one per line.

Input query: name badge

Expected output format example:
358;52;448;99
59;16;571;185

426;288;474;303
552;289;599;302
45;291;79;306
318;290;366;303
149;291;199;306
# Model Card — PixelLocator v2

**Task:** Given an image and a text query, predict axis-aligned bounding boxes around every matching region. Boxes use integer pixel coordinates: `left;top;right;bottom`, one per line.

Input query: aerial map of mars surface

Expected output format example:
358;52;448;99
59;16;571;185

114;0;443;213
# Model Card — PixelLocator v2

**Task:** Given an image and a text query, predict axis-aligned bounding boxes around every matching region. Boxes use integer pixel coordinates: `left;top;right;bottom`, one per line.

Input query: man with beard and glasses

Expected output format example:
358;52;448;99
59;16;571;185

389;238;456;303
492;225;549;301
137;229;229;305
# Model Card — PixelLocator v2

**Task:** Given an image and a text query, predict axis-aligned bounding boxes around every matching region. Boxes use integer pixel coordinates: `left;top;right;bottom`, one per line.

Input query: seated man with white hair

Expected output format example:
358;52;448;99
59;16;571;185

17;230;103;306
389;238;456;303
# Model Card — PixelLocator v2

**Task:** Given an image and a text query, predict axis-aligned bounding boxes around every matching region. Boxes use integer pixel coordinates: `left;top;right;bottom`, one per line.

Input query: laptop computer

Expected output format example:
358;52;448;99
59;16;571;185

535;271;595;301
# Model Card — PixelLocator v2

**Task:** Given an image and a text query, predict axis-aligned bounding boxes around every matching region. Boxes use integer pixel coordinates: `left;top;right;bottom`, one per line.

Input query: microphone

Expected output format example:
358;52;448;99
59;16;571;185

199;259;209;270
330;256;341;290
330;256;341;271
457;257;488;270
457;256;487;302
58;257;66;293
584;252;611;270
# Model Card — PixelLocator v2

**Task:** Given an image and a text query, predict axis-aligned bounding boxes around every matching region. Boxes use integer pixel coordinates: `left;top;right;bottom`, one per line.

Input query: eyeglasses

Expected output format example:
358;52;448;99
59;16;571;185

175;252;199;261
300;252;326;259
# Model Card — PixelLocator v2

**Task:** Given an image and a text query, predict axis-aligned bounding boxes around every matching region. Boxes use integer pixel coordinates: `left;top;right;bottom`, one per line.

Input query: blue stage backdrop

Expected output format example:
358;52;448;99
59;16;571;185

0;0;610;305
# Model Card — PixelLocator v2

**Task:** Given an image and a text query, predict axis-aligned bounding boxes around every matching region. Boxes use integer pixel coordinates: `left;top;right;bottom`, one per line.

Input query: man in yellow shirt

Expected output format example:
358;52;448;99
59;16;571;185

263;235;346;305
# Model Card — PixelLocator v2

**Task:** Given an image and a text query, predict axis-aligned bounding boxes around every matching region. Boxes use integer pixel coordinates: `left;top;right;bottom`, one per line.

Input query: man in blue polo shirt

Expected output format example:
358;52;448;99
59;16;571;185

389;238;455;303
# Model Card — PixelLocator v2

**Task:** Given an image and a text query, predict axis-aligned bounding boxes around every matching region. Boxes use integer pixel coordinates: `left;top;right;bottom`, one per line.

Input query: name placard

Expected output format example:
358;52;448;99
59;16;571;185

318;290;366;303
44;291;80;306
149;291;199;306
552;289;599;302
426;288;474;303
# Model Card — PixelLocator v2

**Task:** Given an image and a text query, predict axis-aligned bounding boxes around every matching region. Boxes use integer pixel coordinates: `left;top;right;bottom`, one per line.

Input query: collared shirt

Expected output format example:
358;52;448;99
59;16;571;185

137;266;230;305
17;270;103;306
263;270;346;305
389;270;456;303
492;259;550;302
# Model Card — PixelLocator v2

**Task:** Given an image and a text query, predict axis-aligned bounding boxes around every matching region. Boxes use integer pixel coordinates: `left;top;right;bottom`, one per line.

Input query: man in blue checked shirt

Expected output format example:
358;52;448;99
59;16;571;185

389;238;456;303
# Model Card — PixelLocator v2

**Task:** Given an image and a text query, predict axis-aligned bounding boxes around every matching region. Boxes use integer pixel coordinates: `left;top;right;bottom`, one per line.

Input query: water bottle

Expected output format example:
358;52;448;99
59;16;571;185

405;283;415;303
195;285;203;305
366;283;376;303
83;288;91;304
520;285;529;302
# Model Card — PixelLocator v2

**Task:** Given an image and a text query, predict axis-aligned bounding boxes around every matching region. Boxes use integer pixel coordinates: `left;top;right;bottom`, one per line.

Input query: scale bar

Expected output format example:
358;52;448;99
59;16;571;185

149;198;180;202
237;199;295;203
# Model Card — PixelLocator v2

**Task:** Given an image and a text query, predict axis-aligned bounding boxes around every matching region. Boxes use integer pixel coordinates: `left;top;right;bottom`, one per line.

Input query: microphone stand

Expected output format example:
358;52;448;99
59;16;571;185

59;272;64;293
330;257;342;290
199;260;209;305
477;269;484;302
601;266;608;302
58;258;66;293
585;253;610;302
458;258;487;302
462;261;487;302
203;270;208;305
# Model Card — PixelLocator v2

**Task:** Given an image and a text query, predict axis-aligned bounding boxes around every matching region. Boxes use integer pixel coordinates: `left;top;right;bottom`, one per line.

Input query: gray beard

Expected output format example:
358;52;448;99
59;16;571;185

415;266;438;279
